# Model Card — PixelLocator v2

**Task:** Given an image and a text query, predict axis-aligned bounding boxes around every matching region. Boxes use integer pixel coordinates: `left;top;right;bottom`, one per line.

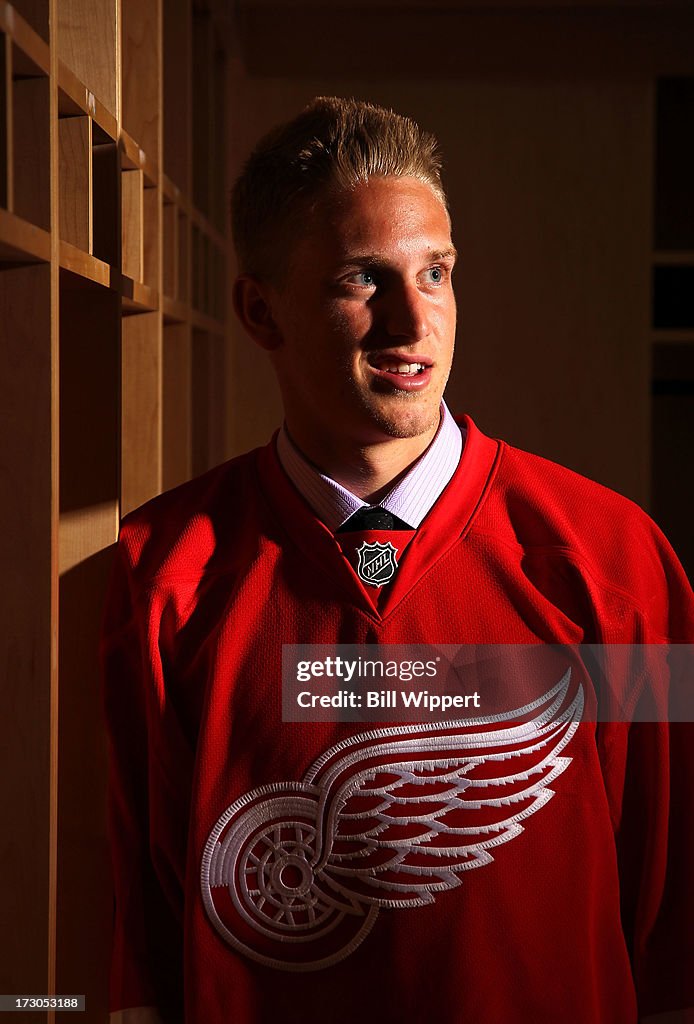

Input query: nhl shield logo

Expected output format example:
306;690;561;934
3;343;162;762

356;540;399;587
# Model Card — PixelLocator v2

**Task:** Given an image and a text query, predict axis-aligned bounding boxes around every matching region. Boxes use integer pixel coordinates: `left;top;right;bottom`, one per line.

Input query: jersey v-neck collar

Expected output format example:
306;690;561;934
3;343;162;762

275;402;463;532
254;415;502;623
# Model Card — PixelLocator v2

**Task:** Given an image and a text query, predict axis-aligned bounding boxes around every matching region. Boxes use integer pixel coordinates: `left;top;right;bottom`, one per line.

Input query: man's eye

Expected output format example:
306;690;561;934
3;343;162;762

425;266;444;285
347;271;377;287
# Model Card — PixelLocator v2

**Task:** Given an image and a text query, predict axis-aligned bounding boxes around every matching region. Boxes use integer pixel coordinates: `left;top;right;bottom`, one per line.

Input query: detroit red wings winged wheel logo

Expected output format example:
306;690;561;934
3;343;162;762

201;673;583;971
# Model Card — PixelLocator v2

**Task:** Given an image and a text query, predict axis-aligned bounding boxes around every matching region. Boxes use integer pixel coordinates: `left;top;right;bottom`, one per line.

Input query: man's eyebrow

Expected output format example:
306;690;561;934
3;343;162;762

430;247;458;262
337;247;458;268
337;254;391;269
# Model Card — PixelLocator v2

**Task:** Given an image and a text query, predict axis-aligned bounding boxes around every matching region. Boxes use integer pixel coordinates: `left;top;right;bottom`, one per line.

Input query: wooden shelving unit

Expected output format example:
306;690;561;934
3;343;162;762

0;0;229;1016
651;77;694;581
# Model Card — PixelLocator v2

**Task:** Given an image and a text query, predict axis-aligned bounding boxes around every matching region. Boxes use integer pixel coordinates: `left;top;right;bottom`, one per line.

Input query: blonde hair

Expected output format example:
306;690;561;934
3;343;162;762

231;96;447;279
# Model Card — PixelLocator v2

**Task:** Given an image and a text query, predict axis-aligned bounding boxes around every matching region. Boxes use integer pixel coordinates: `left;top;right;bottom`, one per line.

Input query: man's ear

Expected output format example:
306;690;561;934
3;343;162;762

232;274;283;351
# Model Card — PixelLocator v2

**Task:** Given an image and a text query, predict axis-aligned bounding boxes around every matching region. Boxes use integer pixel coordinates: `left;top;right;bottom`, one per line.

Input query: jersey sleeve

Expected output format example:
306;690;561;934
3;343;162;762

101;534;184;1023
600;528;694;1021
604;718;694;1021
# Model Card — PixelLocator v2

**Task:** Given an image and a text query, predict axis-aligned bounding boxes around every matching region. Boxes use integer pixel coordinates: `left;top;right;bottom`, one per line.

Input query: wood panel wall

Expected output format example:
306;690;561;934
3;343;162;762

0;0;230;1019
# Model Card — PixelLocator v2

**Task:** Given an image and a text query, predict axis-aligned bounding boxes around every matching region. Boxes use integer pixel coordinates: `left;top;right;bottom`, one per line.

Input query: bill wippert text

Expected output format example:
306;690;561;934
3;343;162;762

296;690;481;712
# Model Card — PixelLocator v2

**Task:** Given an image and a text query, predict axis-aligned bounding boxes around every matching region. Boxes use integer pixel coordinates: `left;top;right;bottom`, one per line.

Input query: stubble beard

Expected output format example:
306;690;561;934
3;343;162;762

330;340;453;444
346;369;450;443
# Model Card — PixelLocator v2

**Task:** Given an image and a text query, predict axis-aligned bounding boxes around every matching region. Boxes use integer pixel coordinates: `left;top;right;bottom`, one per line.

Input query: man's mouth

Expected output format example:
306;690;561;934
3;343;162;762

367;353;433;391
378;361;427;376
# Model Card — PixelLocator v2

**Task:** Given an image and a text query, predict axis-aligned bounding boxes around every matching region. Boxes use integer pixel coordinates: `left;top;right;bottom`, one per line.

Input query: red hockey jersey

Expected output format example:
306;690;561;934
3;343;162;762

101;416;694;1023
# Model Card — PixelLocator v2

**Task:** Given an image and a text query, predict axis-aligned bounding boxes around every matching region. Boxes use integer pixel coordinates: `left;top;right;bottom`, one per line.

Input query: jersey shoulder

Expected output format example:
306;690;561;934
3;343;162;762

116;445;265;587
476;437;693;638
485;440;652;550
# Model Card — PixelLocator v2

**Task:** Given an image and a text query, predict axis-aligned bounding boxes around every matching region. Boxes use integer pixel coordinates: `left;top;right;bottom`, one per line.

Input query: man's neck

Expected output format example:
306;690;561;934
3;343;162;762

284;421;440;503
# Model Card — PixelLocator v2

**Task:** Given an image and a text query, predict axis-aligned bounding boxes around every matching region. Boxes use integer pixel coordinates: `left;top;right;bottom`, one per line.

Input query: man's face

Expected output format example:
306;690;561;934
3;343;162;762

267;175;457;457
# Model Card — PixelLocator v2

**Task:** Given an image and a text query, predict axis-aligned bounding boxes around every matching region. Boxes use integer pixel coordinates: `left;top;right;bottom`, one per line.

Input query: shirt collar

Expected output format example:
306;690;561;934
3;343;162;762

276;403;464;532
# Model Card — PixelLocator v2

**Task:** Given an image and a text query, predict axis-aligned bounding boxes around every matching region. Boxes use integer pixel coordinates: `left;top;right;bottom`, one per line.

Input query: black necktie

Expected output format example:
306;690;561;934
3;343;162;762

336;507;411;533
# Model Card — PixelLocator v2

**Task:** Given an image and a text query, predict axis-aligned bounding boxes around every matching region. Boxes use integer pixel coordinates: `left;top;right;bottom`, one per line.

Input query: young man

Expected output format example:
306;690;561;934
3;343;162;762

102;98;693;1023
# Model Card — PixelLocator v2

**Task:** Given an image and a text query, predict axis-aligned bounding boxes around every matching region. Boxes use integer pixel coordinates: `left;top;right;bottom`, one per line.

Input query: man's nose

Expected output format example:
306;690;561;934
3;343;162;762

382;281;432;341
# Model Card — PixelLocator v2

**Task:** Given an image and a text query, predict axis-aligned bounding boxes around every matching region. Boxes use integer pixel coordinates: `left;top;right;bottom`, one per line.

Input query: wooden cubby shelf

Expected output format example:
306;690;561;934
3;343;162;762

58;60;118;141
0;3;50;73
162;172;180;203
191;307;225;335
2;17;51;234
121;276;158;313
143;182;159;289
163;194;178;299
59;240;111;288
121;166;143;280
92;127;118;265
59;113;91;251
0;0;230;1015
0;205;49;261
178;208;189;302
6;0;49;44
121;126;158;185
13;61;50;230
190;202;225;250
163;293;187;324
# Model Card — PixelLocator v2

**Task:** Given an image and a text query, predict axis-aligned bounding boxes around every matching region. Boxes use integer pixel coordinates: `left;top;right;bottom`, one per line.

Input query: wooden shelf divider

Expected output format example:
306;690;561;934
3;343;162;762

178;207;189;303
162;194;177;299
92;134;119;265
142;182;159;289
12;66;49;229
121;166;143;281
57;0;117;118
59;113;91;250
0;259;53;1004
122;0;159;169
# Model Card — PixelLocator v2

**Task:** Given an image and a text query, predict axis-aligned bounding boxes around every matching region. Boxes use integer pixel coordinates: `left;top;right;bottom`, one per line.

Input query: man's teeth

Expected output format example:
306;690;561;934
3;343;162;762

382;362;426;375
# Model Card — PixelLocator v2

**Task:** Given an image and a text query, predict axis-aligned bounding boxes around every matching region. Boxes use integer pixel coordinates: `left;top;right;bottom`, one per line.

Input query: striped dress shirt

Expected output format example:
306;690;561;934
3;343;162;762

276;403;464;532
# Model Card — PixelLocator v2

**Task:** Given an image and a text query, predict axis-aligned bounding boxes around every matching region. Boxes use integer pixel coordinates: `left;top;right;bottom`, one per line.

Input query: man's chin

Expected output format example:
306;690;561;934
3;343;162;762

361;400;442;443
